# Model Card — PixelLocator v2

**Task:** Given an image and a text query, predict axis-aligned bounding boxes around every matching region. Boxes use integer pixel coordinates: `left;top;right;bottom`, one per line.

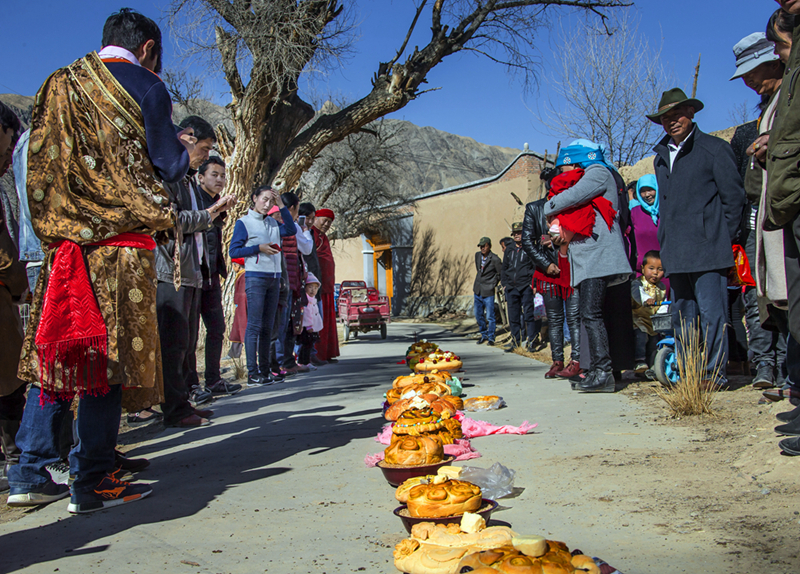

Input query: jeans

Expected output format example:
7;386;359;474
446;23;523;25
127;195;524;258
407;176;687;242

670;269;729;381
157;282;200;424
579;277;611;372
542;289;580;363
276;292;298;368
9;385;121;494
198;278;226;384
474;294;496;342
245;275;281;377
506;286;538;345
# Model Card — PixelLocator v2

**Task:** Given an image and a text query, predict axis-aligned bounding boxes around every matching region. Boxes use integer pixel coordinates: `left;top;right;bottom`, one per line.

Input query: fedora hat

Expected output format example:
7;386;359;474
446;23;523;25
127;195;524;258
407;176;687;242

646;88;704;124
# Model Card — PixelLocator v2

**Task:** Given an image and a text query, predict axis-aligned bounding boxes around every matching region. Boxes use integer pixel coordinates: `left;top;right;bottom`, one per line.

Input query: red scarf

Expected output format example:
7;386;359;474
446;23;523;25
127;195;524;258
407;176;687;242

533;253;573;299
36;233;156;402
548;169;617;237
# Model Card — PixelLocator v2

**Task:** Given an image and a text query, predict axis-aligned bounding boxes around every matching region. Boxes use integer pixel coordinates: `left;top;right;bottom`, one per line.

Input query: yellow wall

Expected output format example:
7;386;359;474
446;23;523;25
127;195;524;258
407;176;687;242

331;236;363;283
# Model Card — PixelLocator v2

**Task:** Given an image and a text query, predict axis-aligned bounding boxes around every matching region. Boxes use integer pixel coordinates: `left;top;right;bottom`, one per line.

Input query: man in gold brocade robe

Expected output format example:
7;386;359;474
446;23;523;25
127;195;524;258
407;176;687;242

8;9;192;514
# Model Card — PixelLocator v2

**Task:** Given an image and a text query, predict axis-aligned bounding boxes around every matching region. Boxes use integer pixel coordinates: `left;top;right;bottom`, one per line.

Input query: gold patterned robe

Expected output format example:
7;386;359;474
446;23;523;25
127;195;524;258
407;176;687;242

18;52;177;410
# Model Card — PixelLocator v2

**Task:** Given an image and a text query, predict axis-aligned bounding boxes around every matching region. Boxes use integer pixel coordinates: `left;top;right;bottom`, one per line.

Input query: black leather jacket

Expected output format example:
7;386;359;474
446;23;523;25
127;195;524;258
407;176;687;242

521;198;557;272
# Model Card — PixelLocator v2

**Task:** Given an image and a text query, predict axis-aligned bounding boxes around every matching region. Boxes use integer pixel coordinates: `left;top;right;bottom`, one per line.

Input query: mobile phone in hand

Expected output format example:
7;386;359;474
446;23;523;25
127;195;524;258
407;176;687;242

298;215;306;227
270;243;282;252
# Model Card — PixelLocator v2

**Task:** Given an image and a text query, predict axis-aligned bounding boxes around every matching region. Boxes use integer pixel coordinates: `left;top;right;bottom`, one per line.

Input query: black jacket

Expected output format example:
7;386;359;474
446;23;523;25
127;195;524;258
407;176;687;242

653;127;746;275
521;198;558;272
196;184;228;283
501;243;534;291
473;251;502;297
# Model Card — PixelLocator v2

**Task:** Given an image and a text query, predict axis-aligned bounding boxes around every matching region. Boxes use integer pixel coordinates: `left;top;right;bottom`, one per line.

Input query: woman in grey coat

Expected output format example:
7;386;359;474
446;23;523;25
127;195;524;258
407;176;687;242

544;141;632;392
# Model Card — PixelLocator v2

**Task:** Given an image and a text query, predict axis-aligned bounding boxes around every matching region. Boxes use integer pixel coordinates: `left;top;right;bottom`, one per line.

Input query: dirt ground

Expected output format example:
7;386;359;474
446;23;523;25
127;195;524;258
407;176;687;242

438;318;800;573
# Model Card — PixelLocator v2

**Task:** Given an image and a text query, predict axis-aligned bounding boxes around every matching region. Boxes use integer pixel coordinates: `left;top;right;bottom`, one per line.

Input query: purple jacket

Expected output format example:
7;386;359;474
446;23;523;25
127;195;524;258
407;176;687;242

631;205;670;292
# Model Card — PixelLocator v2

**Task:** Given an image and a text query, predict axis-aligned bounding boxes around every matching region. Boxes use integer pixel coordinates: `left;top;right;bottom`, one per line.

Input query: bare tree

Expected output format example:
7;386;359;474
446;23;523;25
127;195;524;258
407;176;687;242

299;119;411;239
727;100;755;127
166;0;629;223
538;11;672;166
162;68;210;115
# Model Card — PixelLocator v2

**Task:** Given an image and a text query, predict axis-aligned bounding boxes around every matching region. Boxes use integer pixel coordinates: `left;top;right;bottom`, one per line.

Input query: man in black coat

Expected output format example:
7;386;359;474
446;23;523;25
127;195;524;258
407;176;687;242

501;222;538;351
473;237;503;345
649;88;746;386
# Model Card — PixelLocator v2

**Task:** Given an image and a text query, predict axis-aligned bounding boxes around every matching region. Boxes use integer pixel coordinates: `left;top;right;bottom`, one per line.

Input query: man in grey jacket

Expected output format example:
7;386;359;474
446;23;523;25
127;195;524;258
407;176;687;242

648;88;746;387
157;116;234;427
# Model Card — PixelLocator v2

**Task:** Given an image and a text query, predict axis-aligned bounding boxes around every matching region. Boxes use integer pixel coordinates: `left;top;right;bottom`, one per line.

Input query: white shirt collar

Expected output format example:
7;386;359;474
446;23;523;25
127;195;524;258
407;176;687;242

668;125;696;151
97;46;141;66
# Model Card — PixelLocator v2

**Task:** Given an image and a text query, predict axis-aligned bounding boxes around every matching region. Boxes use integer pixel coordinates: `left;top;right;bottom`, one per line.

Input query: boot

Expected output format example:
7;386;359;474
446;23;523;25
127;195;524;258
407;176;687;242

555;360;581;379
0;419;22;492
752;362;776;389
578;369;616;393
544;361;564;379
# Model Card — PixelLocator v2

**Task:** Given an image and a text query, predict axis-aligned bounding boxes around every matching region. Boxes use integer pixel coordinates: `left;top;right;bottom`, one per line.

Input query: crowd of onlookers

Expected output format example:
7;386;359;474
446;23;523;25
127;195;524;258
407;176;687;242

471;2;800;457
0;8;340;514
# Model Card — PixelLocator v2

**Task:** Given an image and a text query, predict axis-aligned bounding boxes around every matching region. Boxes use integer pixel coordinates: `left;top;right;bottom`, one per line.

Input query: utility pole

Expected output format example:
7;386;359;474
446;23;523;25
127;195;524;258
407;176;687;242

691;54;701;98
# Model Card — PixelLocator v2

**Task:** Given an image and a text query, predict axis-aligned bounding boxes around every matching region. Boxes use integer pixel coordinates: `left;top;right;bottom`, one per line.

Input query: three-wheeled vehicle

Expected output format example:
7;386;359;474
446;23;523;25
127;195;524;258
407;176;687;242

337;280;391;340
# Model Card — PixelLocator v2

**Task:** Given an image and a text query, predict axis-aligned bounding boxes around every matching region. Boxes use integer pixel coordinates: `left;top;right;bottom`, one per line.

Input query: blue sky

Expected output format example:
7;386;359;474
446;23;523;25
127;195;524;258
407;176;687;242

0;1;781;156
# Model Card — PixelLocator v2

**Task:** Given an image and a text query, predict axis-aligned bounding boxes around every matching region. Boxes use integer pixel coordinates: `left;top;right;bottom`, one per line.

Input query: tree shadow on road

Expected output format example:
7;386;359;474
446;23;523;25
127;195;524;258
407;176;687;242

0;374;385;573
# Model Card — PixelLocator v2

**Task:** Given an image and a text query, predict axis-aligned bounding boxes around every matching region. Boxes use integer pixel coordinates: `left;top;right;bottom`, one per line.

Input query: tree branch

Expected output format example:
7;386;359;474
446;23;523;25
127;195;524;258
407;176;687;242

215;25;245;103
388;0;428;67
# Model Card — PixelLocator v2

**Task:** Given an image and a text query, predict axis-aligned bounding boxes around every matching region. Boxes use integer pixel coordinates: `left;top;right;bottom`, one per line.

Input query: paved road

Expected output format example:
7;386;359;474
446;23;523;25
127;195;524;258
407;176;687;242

0;323;696;574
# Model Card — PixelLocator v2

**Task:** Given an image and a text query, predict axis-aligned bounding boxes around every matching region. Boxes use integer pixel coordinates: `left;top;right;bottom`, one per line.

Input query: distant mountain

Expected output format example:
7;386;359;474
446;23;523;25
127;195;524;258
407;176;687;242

1;93;521;215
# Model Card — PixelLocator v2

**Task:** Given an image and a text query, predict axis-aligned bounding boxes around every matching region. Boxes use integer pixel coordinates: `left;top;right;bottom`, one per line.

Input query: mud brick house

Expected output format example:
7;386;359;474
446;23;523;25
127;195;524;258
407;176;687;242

333;146;550;316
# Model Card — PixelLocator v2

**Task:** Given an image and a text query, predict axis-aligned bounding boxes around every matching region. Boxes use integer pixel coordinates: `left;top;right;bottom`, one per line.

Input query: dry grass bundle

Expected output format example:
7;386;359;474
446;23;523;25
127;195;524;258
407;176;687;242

231;356;247;381
655;319;720;417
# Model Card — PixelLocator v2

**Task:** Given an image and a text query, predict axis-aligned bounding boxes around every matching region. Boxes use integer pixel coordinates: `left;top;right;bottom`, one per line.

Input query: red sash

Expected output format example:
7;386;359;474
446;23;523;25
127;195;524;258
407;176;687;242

36;233;156;402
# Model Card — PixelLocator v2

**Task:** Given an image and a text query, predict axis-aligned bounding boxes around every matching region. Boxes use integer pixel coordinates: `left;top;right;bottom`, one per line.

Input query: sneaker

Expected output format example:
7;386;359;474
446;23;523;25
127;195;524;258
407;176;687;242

486;341;495;347
247;375;268;387
269;372;285;384
503;343;517;353
299;363;317;371
476;338;487;345
634;362;649;374
280;366;300;377
7;481;70;507
189;387;212;406
46;460;71;485
68;474;152;514
110;466;134;482
207;380;243;395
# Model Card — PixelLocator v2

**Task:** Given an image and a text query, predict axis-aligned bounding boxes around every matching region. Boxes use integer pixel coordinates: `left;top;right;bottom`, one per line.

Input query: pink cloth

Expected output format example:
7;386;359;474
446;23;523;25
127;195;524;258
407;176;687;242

302;294;323;331
375;416;536;444
364;438;481;467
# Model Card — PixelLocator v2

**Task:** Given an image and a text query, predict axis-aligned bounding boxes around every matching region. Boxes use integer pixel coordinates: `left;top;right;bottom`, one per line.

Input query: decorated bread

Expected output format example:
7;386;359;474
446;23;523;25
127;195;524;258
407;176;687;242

406;478;482;518
384;435;444;466
463;395;505;411
414;350;463;373
386;380;452;404
456;542;600;574
393;370;453;390
393;516;519;574
393;539;469;574
385;394;463;421
393;408;447;435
